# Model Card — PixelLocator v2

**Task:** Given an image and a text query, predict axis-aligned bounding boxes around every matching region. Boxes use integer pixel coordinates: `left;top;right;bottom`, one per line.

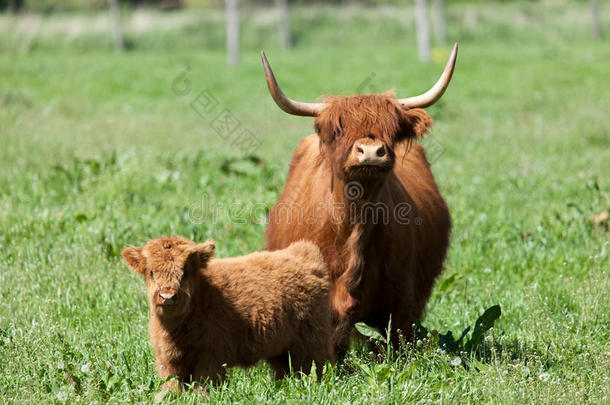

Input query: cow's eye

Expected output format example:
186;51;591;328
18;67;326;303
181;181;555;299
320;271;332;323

334;129;343;139
368;134;375;140
149;270;153;277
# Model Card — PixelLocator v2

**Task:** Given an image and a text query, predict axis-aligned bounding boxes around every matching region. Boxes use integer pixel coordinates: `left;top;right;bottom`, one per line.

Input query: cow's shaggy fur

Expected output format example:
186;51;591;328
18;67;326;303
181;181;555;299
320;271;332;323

122;236;334;391
266;93;451;353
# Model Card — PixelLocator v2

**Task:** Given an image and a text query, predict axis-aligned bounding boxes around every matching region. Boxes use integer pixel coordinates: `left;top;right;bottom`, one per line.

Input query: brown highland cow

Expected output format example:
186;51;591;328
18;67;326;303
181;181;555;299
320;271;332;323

121;236;334;391
262;45;458;353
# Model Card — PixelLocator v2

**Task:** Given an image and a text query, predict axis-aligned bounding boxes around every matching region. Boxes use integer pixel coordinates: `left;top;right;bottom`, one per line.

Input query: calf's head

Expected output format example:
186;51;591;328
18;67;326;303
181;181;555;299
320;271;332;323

261;44;458;185
121;236;215;319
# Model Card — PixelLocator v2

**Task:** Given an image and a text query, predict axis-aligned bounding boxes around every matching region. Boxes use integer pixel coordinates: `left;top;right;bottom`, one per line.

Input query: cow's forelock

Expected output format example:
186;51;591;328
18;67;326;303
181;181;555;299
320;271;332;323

314;93;410;182
315;94;403;145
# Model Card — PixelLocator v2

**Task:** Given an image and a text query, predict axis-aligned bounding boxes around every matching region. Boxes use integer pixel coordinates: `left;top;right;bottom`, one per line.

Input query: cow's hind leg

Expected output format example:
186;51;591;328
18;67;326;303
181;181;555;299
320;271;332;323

387;309;421;351
363;312;414;353
268;353;291;380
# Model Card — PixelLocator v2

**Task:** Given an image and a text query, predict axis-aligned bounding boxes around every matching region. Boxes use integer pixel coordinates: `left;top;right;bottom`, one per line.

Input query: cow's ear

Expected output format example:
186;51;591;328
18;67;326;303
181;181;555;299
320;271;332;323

187;240;216;267
314;121;322;135
121;246;145;274
397;108;433;140
314;120;327;142
314;117;334;145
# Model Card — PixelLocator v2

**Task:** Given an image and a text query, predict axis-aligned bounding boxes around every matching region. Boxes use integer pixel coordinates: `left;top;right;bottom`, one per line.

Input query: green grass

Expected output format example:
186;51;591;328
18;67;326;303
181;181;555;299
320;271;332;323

1;2;609;403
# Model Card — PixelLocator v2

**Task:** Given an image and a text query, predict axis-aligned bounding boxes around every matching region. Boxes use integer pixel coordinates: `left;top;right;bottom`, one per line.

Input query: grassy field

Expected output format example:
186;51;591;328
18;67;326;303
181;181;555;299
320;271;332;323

1;1;609;403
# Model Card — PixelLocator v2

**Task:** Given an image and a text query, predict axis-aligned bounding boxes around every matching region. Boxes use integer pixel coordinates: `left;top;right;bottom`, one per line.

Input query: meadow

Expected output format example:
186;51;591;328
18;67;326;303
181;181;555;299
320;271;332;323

0;1;609;403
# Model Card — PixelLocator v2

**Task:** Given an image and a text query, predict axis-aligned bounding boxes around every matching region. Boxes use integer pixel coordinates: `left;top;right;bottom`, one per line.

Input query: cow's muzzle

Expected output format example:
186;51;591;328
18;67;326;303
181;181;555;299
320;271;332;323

351;139;390;167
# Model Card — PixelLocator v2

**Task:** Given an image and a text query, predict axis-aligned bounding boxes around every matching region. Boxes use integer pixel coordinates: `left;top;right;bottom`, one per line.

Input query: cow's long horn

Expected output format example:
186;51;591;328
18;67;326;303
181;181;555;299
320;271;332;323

261;51;324;117
397;43;458;109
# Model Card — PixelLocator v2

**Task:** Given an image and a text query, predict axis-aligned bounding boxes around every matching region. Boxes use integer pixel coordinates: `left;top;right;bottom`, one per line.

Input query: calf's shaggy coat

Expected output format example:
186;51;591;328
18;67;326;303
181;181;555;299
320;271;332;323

121;236;333;390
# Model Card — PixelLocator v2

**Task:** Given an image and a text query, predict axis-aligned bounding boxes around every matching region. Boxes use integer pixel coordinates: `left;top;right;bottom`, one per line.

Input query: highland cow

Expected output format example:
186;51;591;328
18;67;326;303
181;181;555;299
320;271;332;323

121;236;334;391
261;45;458;353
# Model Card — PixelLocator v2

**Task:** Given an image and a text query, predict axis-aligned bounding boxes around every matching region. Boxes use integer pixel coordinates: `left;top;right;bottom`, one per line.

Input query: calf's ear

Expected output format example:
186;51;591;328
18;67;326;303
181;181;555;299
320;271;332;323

397;108;433;140
121;246;145;274
187;240;216;267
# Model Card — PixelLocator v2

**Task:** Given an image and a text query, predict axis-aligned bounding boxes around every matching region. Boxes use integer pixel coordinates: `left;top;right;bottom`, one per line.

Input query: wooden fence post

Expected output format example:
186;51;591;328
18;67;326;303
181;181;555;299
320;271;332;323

590;0;601;40
226;0;240;66
433;0;447;45
276;0;292;49
108;0;124;52
414;0;431;62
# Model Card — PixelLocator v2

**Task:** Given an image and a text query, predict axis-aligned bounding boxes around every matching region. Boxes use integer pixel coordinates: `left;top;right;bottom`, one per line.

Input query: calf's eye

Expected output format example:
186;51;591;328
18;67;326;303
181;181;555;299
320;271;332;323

149;270;153;277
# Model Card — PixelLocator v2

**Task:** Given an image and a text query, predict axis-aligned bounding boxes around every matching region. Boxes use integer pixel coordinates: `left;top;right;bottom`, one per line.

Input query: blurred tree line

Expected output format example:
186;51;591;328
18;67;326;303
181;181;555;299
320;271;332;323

0;0;562;13
0;0;183;12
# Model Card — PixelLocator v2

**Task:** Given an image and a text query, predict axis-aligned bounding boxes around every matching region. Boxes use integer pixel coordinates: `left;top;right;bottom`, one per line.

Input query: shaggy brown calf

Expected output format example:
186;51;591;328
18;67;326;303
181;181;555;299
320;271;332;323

121;236;333;391
262;45;458;353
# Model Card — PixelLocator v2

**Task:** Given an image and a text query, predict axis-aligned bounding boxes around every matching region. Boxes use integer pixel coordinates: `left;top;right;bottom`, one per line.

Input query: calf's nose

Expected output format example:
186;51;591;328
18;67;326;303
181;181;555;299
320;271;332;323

158;287;177;304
